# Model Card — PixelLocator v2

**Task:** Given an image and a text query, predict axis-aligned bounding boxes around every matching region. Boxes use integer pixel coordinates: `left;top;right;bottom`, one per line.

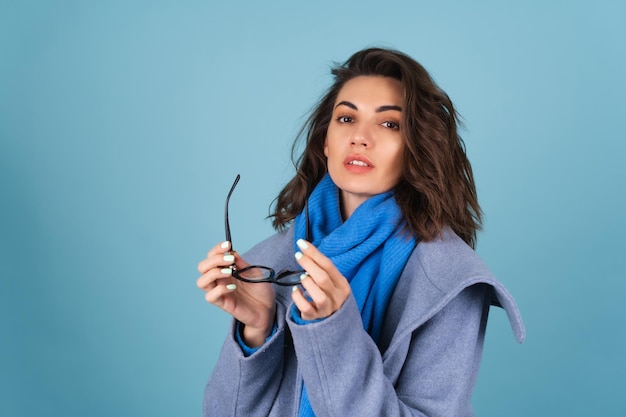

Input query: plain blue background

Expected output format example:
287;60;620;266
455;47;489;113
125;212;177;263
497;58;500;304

2;1;625;415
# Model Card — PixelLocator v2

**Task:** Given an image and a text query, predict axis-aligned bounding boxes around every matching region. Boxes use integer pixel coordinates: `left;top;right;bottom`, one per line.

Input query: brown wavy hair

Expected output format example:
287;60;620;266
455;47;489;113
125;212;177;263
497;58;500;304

271;47;482;248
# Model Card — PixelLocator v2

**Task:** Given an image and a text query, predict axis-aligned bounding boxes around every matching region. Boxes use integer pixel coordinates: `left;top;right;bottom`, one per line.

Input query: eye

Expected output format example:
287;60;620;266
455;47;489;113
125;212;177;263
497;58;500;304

336;115;353;123
382;121;400;130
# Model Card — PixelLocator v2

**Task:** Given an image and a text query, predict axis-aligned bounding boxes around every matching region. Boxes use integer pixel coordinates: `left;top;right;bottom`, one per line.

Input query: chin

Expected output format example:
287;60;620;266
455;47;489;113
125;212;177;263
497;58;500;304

340;183;387;199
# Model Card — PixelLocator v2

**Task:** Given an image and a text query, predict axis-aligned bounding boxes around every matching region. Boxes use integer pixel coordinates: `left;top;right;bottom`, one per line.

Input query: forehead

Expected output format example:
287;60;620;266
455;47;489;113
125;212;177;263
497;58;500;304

335;76;403;105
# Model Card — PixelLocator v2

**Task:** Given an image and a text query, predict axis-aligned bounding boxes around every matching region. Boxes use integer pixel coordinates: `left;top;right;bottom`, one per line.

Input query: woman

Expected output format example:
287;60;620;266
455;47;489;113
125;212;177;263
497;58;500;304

197;47;525;416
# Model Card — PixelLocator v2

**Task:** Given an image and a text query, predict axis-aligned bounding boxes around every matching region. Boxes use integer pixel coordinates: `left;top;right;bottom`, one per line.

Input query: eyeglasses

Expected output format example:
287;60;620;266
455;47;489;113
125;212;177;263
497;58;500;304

224;174;307;286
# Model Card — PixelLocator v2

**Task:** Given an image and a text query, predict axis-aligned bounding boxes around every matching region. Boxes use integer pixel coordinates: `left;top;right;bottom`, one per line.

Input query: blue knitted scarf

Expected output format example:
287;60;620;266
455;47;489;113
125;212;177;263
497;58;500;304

293;174;416;417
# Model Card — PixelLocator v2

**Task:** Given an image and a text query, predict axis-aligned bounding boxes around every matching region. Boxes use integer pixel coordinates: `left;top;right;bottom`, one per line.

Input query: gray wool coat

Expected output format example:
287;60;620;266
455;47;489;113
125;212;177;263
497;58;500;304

204;227;525;417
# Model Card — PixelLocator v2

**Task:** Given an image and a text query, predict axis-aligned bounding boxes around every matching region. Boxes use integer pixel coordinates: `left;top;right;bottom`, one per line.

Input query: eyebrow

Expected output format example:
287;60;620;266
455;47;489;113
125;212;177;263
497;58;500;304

335;100;402;112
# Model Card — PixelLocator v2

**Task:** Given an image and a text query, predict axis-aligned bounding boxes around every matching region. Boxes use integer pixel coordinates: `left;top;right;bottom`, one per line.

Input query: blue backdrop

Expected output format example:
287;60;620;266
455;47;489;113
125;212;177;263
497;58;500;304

2;1;625;415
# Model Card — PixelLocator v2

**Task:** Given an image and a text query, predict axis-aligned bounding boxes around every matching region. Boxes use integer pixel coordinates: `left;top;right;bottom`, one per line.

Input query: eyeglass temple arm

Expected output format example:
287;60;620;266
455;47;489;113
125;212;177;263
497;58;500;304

225;174;309;251
302;175;314;242
225;174;241;249
305;191;310;242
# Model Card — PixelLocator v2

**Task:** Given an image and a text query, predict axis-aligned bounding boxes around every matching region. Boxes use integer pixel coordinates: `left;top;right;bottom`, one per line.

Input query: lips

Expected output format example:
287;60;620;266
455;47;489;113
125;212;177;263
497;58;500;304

343;154;374;174
344;154;374;167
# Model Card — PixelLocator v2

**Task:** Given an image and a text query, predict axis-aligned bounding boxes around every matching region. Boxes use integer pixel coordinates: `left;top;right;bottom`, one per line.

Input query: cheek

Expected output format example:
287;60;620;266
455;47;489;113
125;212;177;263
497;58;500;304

324;132;341;161
394;145;404;165
388;144;405;177
324;124;333;158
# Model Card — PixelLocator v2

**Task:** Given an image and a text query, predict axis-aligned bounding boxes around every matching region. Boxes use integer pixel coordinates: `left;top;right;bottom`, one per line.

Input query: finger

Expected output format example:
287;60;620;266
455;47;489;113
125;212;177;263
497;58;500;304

198;250;238;275
198;241;232;273
298;273;330;309
291;285;320;320
196;266;233;290
206;240;231;258
211;240;231;256
230;251;250;270
205;281;238;306
296;239;351;293
292;277;338;320
295;250;336;292
296;239;338;275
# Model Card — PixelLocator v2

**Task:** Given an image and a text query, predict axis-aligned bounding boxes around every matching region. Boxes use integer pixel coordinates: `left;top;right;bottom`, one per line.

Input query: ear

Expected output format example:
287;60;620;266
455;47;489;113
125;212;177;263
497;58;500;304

323;138;328;157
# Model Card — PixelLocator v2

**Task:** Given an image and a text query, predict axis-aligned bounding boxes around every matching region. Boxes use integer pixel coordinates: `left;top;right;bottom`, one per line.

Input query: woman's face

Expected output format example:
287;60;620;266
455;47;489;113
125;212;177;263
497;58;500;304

324;75;405;218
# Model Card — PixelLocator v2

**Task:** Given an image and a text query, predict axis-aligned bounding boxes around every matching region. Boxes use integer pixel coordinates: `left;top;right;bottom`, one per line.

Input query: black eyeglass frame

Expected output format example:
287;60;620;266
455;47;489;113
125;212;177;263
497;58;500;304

224;174;308;286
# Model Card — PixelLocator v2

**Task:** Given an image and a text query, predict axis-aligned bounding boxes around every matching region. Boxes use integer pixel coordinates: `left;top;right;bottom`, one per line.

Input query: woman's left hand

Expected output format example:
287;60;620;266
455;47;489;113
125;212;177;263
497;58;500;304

291;239;352;321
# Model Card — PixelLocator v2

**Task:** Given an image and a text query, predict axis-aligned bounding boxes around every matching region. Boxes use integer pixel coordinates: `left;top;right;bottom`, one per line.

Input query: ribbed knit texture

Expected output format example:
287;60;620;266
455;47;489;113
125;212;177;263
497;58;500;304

293;174;416;417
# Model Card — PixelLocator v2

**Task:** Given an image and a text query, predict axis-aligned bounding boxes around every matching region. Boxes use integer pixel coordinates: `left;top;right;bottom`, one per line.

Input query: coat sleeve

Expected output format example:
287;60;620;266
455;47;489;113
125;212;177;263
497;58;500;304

203;301;290;417
287;284;490;417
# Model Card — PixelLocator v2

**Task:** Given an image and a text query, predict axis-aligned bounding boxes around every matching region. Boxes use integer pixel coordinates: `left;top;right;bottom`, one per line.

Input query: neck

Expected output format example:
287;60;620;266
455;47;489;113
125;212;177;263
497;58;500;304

339;191;368;220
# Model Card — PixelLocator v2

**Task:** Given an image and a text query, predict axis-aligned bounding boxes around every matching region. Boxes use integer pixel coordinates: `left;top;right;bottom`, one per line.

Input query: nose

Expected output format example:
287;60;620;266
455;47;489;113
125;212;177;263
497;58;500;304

350;125;373;148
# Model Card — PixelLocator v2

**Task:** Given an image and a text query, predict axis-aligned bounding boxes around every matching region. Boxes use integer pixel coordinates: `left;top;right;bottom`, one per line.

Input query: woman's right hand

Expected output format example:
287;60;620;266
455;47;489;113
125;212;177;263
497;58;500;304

197;241;276;347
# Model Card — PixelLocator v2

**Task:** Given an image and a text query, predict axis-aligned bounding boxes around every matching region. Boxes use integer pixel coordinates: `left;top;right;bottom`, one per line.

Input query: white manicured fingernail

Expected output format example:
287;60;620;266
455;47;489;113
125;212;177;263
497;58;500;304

226;284;236;290
300;273;308;281
221;241;230;249
292;286;298;292
296;239;309;250
221;268;232;275
294;252;303;260
223;254;235;262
